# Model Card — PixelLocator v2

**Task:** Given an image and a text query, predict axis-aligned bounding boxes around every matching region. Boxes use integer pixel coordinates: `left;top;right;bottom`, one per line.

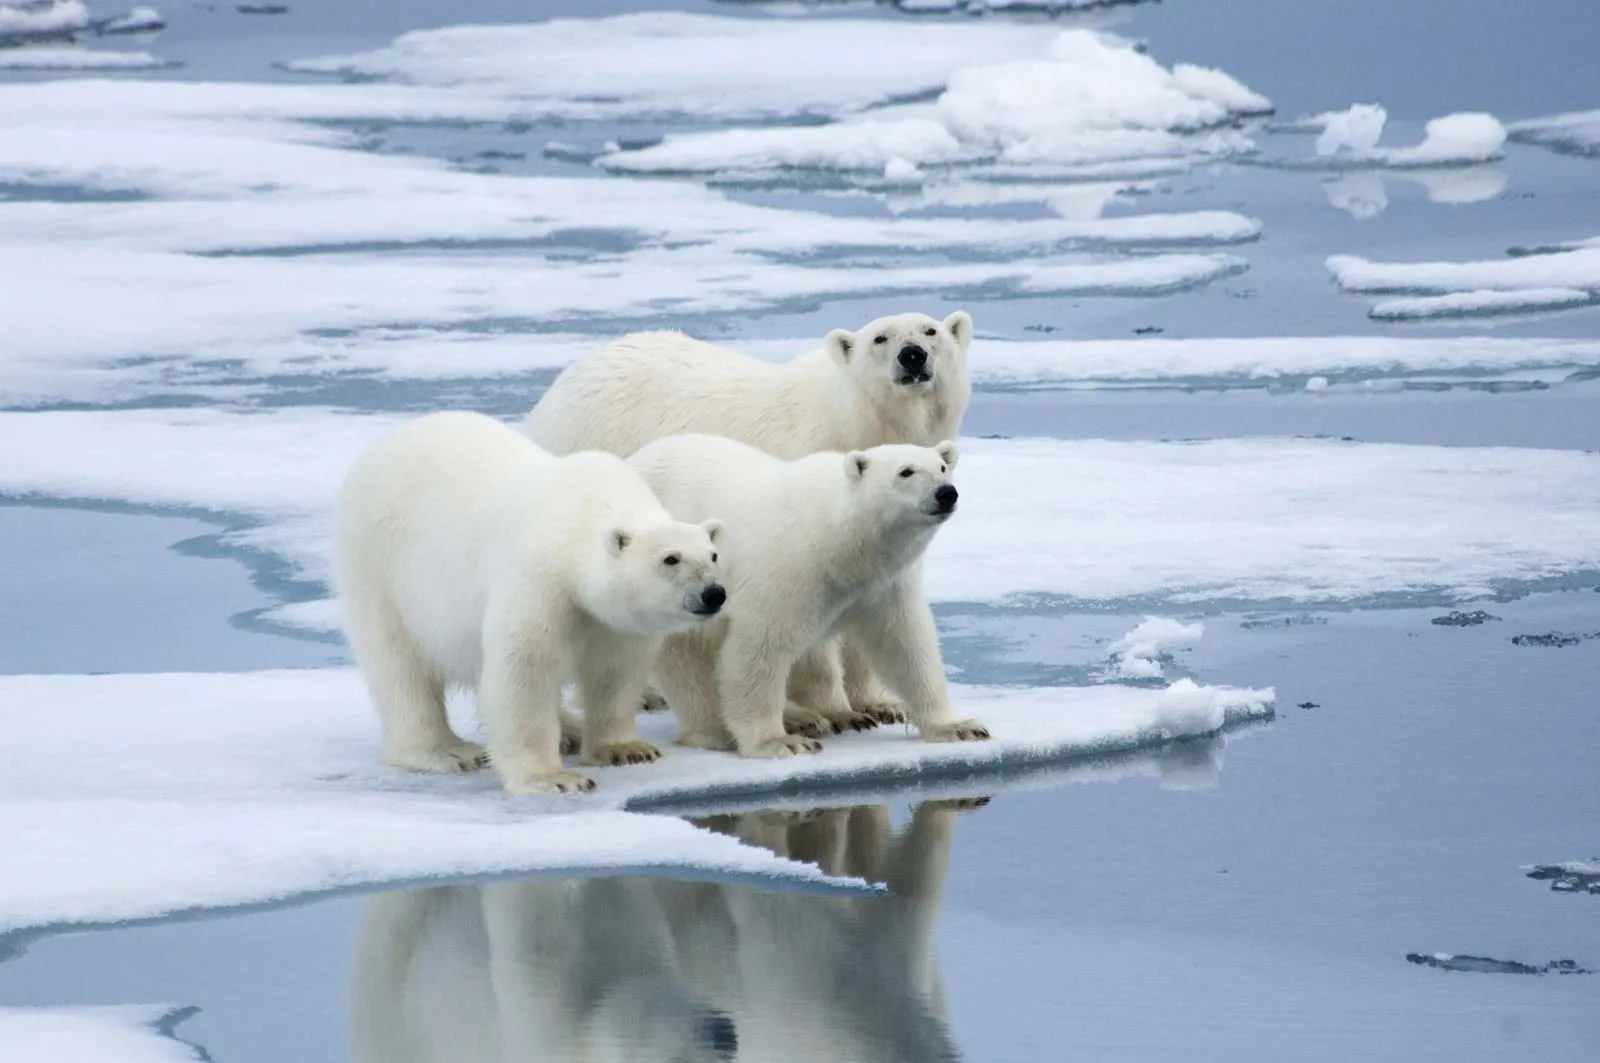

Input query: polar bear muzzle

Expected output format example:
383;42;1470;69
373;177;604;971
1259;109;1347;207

926;483;959;519
895;342;933;386
687;582;727;617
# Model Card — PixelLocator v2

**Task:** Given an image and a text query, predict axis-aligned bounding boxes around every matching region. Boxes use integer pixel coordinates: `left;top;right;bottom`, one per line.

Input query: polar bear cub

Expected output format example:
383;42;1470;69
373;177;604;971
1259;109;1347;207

524;310;973;461
334;411;725;795
628;434;989;758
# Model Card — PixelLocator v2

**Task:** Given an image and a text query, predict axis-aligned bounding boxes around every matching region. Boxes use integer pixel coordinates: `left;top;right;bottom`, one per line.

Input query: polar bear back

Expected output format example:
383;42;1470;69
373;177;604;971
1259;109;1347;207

527;331;859;460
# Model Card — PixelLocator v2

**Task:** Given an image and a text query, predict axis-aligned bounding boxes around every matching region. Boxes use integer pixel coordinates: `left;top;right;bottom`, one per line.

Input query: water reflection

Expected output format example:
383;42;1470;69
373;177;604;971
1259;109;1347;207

350;801;982;1062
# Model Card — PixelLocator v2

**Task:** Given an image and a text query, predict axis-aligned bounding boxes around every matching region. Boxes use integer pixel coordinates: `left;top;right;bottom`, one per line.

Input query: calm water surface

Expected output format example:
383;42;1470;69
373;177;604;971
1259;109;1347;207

2;1;1598;1059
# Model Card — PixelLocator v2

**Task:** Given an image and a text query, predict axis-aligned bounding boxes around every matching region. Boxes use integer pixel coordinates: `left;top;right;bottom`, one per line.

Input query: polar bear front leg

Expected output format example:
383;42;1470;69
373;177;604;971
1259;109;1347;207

841;586;989;743
718;630;822;759
577;634;663;767
787;640;879;735
478;646;596;795
840;639;906;726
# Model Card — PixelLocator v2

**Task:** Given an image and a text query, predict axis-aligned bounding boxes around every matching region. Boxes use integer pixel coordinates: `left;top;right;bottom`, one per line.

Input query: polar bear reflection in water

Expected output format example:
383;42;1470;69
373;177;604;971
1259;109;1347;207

350;800;980;1063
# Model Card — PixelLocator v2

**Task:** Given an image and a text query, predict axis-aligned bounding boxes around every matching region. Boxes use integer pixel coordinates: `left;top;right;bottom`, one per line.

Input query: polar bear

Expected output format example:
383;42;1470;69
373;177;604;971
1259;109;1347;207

334;411;725;795
628;434;988;757
525;310;975;721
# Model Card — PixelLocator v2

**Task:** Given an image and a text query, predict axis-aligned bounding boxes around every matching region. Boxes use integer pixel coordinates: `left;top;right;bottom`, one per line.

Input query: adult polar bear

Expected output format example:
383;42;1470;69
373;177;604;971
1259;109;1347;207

524;310;974;727
335;411;725;795
629;434;988;758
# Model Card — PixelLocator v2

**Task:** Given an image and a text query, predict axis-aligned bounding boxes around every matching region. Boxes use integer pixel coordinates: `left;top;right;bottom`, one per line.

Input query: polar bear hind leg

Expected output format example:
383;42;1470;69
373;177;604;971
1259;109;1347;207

345;593;487;774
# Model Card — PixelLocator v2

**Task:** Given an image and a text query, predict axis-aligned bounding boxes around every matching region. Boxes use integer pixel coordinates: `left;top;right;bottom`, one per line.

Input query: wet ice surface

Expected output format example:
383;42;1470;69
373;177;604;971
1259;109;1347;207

3;0;1600;1058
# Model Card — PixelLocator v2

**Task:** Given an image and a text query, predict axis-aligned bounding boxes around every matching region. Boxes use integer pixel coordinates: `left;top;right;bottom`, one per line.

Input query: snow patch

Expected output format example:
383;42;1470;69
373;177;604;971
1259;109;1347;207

0;0;89;41
0;668;1271;939
1368;288;1595;321
1109;616;1204;678
0;1005;201;1063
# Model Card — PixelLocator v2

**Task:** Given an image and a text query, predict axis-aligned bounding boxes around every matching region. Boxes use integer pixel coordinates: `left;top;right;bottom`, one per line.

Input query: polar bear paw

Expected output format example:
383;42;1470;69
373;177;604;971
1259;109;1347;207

639;688;670;713
921;718;990;743
504;769;596;795
783;704;840;738
385;741;490;775
582;739;663;767
676;729;737;752
744;735;823;758
854;699;907;726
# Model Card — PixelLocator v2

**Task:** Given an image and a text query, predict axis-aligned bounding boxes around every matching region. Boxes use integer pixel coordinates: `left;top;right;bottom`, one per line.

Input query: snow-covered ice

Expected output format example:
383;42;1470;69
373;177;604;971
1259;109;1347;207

286;13;1046;121
97;4;163;34
0;45;165;68
0;668;1271;940
1;409;1597;628
0;1005;201;1063
1300;104;1507;168
1368;288;1596;321
0;0;89;41
1509;109;1600;159
1108;617;1204;679
1329;245;1600;319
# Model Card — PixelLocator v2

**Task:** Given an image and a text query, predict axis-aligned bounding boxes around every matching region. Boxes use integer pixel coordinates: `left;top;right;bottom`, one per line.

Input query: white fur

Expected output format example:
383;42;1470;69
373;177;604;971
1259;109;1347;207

333;411;724;795
524;310;973;460
525;310;975;720
628;434;988;758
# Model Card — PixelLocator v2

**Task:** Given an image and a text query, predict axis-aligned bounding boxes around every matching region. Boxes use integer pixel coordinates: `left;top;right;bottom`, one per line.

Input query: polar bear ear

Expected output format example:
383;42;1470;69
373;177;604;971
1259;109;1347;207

825;329;855;366
608;529;631;556
845;452;870;481
943;310;973;353
935;440;959;469
700;518;723;544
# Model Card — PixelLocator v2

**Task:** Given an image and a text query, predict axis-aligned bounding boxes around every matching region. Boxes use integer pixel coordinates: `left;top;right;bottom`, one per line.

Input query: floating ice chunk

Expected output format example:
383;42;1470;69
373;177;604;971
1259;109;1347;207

0;669;1271;939
1385;112;1507;167
0;0;88;41
287;13;1044;121
0;1005;201;1063
1109;616;1203;679
0;46;167;68
97;5;165;34
1304;104;1506;167
1526;860;1600;895
1315;103;1388;156
1368;288;1595;321
1304;375;1330;392
599;118;972;174
1510;108;1600;158
936;30;1268;165
1329;246;1600;318
3;410;1598;623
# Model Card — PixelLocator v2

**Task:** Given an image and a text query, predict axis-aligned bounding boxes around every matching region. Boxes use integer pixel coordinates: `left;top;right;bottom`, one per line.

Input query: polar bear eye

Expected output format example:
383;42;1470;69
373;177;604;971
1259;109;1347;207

873;334;888;344
711;552;718;563
924;327;937;337
663;554;680;566
898;467;914;479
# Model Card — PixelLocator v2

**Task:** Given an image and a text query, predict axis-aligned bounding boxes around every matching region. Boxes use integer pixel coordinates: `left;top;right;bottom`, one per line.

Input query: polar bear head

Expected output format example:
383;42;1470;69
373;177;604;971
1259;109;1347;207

844;440;962;534
596;518;725;635
824;310;973;406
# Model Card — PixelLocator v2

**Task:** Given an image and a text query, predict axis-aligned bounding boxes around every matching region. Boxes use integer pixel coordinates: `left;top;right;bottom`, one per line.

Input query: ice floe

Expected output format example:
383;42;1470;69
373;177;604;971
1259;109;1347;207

0;45;165;68
0;1005;201;1063
1329;245;1600;319
286;13;1046;121
0;0;89;42
0;668;1271;941
1509;109;1600;159
1527;860;1600;895
599;28;1268;174
1108;616;1203;679
1289;104;1508;168
2;409;1597;628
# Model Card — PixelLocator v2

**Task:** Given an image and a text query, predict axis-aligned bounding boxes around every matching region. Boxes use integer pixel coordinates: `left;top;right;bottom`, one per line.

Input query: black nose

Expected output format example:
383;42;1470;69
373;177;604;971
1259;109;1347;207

897;344;927;370
699;584;726;613
934;484;958;512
